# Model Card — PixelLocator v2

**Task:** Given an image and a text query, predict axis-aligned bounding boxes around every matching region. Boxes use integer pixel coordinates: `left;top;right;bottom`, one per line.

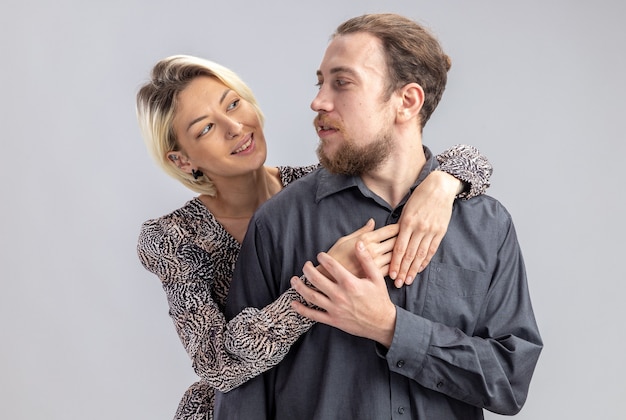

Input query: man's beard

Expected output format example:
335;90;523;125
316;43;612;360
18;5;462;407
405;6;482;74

317;132;393;176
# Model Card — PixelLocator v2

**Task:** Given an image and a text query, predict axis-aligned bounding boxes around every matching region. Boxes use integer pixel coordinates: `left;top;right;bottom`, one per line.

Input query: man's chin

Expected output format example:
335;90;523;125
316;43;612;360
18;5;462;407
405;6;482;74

316;144;334;163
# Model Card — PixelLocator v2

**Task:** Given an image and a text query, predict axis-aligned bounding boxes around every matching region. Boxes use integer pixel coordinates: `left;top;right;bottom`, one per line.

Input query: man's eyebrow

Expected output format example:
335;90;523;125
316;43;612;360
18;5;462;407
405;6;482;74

330;66;357;76
186;89;232;132
316;67;358;78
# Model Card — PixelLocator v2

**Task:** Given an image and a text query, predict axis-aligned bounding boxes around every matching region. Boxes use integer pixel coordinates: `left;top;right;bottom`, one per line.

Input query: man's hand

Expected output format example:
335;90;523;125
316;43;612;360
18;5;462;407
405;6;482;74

291;241;397;348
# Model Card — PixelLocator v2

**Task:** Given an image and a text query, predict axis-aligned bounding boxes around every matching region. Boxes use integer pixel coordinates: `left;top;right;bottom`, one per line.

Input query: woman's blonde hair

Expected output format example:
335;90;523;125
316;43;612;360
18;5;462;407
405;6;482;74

136;55;265;196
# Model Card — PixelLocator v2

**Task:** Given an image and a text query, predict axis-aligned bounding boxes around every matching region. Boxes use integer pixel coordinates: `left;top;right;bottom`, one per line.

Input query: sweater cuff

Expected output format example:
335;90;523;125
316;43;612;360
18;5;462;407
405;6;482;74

436;144;493;200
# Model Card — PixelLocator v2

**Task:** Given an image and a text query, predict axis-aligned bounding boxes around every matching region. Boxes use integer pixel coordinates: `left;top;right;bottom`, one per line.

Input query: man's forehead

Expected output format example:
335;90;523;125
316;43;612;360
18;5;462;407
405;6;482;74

319;33;385;75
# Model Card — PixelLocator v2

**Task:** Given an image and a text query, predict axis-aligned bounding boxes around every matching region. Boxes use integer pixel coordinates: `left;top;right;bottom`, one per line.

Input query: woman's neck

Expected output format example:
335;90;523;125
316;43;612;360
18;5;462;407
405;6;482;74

199;166;282;219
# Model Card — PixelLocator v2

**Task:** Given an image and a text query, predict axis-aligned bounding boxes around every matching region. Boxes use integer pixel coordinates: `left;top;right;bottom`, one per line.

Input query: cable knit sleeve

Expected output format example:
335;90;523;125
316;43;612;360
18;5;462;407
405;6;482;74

435;144;493;199
137;216;314;394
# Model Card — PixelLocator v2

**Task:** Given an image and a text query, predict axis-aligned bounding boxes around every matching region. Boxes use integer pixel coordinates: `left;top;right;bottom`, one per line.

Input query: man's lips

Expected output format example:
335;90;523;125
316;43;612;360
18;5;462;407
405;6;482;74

317;125;337;133
315;118;339;135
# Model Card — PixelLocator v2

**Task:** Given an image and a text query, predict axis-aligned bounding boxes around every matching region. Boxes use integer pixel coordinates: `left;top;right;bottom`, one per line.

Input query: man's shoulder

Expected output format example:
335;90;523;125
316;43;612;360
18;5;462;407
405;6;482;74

453;194;515;233
456;194;510;214
268;167;324;203
252;168;327;226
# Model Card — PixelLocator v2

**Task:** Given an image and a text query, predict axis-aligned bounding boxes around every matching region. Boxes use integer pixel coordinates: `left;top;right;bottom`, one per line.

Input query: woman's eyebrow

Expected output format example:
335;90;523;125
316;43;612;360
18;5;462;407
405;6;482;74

186;88;233;132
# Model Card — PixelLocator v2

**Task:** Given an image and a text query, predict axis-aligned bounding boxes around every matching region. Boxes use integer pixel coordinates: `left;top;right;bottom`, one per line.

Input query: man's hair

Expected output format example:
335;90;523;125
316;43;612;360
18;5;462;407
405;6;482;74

334;13;451;129
135;55;264;196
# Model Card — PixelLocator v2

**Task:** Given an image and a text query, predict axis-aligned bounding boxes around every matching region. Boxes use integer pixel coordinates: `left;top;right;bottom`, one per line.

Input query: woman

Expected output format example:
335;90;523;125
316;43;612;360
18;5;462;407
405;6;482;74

136;55;492;419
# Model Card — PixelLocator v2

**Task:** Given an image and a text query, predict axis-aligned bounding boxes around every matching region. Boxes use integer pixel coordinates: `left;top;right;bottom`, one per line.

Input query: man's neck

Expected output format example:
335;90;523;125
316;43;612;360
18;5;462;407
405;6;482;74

361;141;426;208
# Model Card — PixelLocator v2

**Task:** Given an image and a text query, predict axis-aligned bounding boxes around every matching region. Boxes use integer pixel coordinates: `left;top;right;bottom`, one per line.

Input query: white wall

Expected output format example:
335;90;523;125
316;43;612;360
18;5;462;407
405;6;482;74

1;0;624;418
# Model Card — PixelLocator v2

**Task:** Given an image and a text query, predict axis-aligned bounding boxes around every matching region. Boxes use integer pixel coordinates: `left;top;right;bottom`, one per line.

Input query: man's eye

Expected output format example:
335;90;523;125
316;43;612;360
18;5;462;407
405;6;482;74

227;99;240;111
199;123;214;137
335;79;347;87
314;81;323;89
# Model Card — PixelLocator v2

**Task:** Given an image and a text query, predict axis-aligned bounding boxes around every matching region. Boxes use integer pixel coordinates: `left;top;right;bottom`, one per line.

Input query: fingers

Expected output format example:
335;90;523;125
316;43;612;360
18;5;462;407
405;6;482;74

360;224;397;276
372;252;392;274
326;219;377;277
367;237;394;277
418;234;442;273
390;223;432;286
310;253;353;288
300;258;350;308
291;255;353;323
291;299;327;323
395;231;430;286
366;232;395;259
310;243;385;293
389;226;415;281
362;223;399;244
399;234;432;285
290;271;331;317
354;240;384;282
343;218;376;241
392;231;444;287
290;280;330;323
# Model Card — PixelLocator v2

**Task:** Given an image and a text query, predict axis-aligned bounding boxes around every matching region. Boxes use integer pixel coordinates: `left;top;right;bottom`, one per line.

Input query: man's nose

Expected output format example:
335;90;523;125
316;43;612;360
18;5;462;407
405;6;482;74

310;88;332;113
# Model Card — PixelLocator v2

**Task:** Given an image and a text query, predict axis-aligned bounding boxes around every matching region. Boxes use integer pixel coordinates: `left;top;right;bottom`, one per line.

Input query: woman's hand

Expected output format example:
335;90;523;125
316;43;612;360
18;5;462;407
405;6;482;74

326;219;398;279
390;170;462;287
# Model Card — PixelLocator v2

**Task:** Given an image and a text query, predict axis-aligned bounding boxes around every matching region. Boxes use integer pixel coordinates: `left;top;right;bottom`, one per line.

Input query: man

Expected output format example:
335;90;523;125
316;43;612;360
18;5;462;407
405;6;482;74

215;13;542;419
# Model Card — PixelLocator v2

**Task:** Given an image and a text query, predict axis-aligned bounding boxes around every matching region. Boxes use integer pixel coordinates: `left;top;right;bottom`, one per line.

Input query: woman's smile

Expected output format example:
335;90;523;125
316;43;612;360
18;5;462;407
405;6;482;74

231;133;254;155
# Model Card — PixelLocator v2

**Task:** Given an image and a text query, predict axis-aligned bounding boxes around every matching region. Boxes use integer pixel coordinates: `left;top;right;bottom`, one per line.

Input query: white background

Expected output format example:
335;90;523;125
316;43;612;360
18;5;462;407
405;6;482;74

1;1;624;419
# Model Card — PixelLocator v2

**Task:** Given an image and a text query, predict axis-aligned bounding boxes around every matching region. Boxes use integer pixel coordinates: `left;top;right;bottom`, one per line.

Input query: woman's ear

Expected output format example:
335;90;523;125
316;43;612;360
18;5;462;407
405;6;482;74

396;83;424;124
166;151;193;174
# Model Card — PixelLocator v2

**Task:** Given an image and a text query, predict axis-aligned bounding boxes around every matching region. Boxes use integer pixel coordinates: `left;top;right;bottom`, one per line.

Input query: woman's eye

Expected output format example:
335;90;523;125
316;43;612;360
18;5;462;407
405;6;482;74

199;123;214;137
227;99;240;111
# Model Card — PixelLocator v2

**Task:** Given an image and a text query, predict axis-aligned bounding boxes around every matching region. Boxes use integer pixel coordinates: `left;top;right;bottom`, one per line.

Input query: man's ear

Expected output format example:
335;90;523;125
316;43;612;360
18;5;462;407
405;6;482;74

166;151;193;174
396;83;424;124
